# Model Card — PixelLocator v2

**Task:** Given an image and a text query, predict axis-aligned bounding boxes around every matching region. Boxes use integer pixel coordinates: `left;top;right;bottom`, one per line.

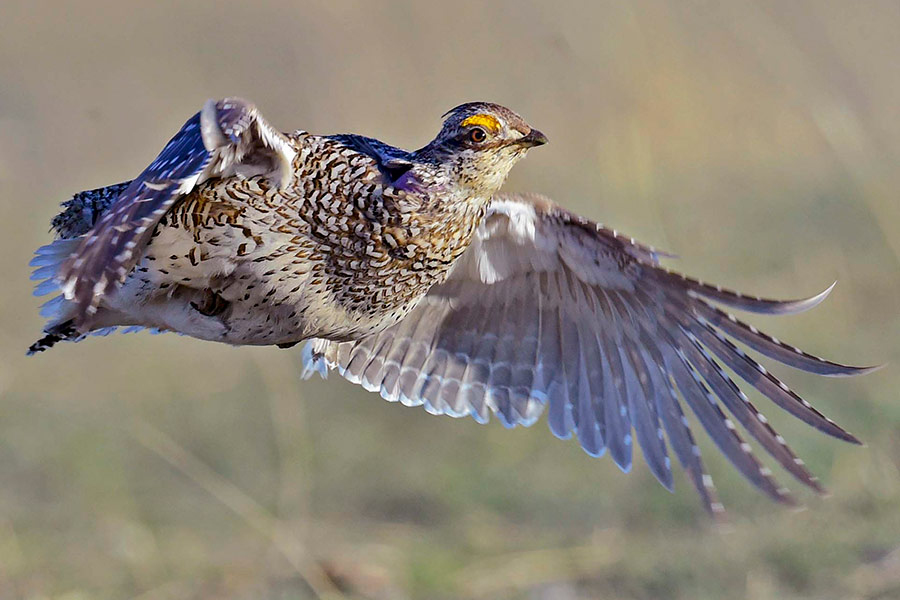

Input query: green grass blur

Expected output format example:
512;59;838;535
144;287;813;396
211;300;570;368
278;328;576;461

1;1;899;598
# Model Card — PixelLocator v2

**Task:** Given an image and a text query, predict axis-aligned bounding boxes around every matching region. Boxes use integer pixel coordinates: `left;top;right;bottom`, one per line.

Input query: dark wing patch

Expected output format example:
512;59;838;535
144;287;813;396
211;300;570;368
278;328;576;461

331;134;414;182
56;98;296;324
304;192;877;514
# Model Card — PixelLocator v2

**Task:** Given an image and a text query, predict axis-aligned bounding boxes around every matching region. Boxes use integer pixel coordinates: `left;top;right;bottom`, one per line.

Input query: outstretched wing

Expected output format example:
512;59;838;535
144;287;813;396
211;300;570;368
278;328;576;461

57;97;296;324
305;192;877;513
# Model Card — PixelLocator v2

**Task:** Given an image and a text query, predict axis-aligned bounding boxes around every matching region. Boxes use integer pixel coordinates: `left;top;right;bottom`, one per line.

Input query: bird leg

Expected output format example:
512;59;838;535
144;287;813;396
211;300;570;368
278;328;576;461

190;289;229;317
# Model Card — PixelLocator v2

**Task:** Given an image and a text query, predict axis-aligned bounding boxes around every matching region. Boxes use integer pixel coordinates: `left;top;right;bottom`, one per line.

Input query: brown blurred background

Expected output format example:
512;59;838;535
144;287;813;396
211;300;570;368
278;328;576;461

2;1;900;598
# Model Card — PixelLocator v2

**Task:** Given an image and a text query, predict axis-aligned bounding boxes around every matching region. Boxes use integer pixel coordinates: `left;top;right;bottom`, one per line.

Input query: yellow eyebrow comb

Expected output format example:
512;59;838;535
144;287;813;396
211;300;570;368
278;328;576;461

460;114;501;133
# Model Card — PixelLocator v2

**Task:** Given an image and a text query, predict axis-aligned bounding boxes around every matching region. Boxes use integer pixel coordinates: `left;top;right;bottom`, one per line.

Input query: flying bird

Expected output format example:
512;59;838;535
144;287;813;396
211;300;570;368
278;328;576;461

29;98;875;513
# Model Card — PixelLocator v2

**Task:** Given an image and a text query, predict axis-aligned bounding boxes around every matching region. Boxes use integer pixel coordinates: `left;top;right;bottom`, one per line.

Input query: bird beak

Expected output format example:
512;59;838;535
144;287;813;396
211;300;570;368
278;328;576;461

517;128;548;148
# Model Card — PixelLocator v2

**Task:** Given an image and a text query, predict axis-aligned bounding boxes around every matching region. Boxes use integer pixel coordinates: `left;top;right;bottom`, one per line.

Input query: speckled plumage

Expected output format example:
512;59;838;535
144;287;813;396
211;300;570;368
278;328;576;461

34;98;544;348
30;98;877;513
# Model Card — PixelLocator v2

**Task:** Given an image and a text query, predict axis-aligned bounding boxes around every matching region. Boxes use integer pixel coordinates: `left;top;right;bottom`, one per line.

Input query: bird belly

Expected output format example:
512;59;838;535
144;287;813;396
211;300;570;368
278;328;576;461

102;215;420;347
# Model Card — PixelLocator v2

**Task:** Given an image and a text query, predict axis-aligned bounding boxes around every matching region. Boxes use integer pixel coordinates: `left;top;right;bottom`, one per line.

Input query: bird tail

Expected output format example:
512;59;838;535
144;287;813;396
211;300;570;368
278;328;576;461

28;237;149;355
28;237;85;354
28;182;132;354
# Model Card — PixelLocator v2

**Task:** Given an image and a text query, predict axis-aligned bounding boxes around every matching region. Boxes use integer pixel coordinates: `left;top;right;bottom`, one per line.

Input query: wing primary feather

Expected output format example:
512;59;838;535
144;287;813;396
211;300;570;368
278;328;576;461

484;280;520;426
618;335;674;490
568;282;604;456
666;298;863;444
594;289;634;472
690;298;879;377
653;269;835;315
543;273;575;439
645;339;723;515
661;339;796;505
669;317;828;493
607;289;673;487
575;286;608;456
552;287;578;436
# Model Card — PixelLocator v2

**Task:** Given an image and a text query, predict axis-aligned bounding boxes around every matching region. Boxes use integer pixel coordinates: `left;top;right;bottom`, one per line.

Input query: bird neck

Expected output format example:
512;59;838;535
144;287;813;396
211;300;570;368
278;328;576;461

411;145;508;207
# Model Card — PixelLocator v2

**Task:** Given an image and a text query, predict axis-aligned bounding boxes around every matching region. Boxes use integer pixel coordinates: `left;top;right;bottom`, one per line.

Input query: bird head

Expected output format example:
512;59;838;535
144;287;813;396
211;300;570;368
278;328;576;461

418;102;547;196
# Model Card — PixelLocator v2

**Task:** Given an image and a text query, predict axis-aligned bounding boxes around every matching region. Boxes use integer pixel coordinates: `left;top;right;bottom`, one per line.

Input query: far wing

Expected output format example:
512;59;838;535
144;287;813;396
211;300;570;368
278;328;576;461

57;97;296;324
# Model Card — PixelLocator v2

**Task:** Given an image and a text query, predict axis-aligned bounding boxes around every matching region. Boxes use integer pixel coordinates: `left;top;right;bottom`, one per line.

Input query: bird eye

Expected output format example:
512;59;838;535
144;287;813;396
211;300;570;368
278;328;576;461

468;127;487;143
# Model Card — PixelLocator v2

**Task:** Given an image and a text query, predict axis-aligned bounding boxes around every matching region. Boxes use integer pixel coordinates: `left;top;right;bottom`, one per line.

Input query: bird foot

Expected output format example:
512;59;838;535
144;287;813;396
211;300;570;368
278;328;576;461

191;289;229;317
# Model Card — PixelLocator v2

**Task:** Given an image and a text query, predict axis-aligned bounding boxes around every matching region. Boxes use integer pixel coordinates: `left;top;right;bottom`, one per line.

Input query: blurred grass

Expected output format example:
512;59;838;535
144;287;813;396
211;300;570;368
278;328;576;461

2;1;900;598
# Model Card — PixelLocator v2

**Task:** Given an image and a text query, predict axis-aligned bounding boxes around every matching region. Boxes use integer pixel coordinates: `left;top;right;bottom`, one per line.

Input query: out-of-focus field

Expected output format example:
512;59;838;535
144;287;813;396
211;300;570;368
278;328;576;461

1;1;899;598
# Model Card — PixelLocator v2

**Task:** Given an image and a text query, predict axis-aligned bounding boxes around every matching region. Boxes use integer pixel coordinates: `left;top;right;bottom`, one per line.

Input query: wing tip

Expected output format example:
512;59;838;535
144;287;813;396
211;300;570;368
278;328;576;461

773;280;837;315
657;268;842;316
774;486;799;507
736;279;835;316
829;426;863;445
815;486;833;500
787;280;836;314
745;279;835;316
821;362;886;378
